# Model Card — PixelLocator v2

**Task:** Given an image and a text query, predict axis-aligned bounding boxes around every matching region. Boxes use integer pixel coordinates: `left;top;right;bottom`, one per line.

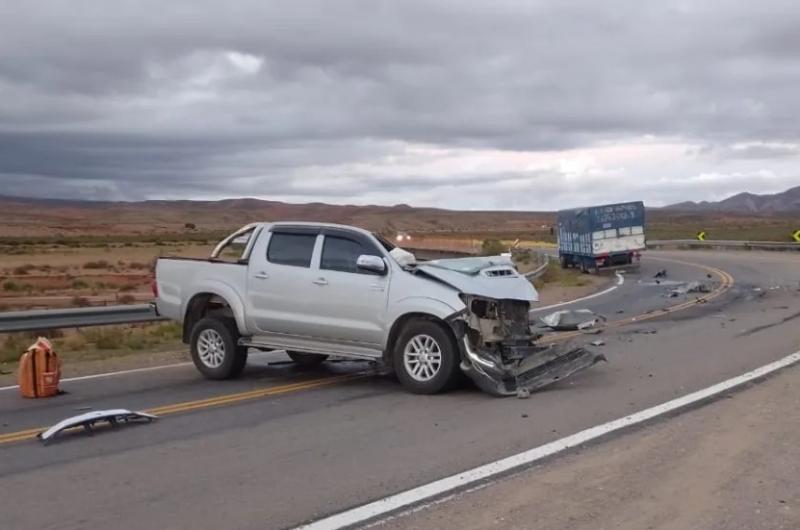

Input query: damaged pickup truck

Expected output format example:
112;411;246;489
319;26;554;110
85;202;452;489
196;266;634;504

155;222;604;396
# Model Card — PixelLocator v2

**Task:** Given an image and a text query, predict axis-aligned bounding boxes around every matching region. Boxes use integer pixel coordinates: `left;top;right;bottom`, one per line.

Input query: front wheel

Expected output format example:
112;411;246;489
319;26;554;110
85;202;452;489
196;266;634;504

393;320;461;394
189;317;248;380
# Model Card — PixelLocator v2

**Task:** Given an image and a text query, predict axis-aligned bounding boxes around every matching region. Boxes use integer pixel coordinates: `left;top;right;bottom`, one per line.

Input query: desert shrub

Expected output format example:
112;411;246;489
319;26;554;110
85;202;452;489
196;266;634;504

0;335;29;363
13;264;36;275
119;284;137;292
71;279;89;289
82;327;126;350
481;239;507;255
2;280;21;292
83;260;110;269
148;322;182;339
184;222;196;230
70;296;91;307
128;261;149;270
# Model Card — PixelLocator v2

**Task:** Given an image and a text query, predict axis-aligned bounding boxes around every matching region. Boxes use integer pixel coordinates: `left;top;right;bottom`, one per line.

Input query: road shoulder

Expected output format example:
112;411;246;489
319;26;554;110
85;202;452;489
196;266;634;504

380;362;800;530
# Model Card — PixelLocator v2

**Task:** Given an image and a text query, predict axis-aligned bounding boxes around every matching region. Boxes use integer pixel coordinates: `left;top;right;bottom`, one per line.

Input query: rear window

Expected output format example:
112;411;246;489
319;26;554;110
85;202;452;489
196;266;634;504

267;233;317;267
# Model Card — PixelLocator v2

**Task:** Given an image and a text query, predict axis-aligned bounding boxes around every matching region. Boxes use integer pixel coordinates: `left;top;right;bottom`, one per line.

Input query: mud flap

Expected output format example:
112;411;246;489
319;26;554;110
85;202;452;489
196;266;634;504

460;341;606;397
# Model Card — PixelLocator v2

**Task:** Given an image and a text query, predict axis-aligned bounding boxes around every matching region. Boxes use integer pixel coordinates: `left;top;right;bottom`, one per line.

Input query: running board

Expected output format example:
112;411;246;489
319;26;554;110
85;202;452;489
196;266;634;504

239;334;382;360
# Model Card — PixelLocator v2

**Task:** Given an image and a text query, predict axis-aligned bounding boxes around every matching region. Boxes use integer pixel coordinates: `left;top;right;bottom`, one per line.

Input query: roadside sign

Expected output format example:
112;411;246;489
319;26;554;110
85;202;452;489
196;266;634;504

696;231;706;241
793;230;800;243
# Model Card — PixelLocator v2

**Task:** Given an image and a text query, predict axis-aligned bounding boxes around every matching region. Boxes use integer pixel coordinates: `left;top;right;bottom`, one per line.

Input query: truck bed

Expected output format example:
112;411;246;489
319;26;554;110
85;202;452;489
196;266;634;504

154;257;248;323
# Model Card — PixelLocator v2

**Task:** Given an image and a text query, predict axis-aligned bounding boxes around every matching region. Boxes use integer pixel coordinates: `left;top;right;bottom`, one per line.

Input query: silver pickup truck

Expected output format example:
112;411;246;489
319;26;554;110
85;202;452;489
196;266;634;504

155;222;603;396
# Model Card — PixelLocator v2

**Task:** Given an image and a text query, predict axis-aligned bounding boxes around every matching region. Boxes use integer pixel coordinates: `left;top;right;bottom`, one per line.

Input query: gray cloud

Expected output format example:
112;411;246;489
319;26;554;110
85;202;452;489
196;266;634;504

1;0;799;208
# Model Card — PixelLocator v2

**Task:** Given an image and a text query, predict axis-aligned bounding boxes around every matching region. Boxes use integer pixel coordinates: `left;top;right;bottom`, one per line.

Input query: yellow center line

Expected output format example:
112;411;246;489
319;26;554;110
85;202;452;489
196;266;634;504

0;373;363;446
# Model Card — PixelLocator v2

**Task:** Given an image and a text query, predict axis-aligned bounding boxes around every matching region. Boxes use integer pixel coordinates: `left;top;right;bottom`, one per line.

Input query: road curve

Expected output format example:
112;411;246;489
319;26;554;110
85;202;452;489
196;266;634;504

0;250;798;530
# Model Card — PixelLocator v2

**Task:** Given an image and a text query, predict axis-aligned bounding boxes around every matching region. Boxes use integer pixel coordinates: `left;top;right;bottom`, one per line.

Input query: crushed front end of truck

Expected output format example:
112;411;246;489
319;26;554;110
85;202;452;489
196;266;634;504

448;296;606;397
415;256;606;397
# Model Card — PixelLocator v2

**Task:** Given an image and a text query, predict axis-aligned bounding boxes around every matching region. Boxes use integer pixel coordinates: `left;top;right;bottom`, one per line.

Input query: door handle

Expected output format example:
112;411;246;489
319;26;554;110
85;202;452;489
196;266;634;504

254;272;269;280
312;278;328;286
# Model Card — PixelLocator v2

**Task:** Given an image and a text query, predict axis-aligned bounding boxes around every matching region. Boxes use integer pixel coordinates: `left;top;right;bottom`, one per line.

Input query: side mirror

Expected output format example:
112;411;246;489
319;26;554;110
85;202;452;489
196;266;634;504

356;255;387;274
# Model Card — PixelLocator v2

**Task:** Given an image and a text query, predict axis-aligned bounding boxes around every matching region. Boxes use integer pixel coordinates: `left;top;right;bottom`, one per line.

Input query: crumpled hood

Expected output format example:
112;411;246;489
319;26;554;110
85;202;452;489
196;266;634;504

415;256;539;302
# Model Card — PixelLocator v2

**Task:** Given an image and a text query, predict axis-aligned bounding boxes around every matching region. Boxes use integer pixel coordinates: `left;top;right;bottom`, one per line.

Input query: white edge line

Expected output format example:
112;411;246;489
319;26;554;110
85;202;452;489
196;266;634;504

530;271;624;313
0;361;192;391
0;349;284;392
295;349;800;530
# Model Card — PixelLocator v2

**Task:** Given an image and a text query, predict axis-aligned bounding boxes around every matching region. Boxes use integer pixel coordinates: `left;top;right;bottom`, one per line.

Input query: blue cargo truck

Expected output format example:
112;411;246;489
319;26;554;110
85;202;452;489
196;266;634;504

557;201;646;272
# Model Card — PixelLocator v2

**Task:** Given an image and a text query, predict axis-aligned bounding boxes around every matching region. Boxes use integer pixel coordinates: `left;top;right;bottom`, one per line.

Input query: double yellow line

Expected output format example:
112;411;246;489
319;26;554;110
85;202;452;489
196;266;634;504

0;373;361;446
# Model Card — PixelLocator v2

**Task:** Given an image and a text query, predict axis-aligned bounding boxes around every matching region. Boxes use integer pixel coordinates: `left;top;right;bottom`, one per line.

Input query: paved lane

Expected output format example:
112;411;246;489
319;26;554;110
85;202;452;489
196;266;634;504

0;251;798;529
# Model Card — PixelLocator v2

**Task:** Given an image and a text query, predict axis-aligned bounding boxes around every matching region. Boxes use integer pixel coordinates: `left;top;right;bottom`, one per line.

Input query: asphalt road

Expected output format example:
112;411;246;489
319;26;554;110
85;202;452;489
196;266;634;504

1;250;799;530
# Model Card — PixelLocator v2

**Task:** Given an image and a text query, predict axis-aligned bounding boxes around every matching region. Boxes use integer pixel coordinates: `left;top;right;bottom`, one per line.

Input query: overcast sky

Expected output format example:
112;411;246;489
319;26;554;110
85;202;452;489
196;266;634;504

1;0;799;210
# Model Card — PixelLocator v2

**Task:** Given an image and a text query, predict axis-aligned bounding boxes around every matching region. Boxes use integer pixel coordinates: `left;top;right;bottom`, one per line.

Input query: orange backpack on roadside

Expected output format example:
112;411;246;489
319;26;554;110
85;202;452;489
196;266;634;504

18;337;61;398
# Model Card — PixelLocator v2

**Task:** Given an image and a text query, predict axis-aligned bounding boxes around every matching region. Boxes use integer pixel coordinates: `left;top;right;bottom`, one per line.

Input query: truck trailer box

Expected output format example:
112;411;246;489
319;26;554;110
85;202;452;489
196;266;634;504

557;201;645;271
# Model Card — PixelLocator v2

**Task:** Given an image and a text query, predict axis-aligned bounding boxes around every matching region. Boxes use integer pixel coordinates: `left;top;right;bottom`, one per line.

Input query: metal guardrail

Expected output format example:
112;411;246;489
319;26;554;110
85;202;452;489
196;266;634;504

647;240;800;251
524;258;550;280
0;304;162;333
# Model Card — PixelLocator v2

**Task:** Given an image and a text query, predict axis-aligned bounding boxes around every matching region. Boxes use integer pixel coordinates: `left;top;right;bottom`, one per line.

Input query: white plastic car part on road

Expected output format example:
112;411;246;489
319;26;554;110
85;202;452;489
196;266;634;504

38;409;158;444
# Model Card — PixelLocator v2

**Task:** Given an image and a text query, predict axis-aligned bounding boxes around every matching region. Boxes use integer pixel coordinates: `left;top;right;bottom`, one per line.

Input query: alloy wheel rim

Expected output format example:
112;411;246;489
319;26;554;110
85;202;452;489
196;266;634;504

197;328;226;368
403;334;442;382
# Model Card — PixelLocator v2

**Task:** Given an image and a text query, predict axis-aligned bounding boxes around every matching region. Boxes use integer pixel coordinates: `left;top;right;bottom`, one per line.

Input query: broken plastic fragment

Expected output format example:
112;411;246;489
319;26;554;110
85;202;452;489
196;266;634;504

37;409;157;444
670;281;711;297
540;309;605;331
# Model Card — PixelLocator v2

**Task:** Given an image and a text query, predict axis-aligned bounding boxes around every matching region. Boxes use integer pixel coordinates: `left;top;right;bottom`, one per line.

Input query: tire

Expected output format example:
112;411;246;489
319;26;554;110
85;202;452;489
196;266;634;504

393;319;461;394
559;255;568;269
189;317;248;380
579;260;588;274
287;351;328;368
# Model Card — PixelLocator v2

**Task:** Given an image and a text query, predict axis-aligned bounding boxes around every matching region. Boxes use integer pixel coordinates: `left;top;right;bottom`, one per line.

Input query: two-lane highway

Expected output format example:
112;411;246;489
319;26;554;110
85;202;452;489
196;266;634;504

1;250;798;530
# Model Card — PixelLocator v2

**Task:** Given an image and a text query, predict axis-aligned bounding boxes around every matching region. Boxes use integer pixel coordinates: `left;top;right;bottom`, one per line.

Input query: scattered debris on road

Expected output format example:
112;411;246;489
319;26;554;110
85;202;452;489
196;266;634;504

38;409;158;444
539;309;605;331
633;328;658;335
654;269;668;278
590;339;605;346
669;281;711;297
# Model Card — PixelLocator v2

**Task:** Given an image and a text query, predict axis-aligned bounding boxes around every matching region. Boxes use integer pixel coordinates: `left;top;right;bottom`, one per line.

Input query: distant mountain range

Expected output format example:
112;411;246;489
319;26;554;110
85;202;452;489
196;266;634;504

665;185;800;214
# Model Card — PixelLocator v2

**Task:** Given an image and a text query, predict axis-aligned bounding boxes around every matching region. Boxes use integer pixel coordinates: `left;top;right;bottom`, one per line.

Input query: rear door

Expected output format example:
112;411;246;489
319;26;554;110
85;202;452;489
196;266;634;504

308;230;390;345
246;227;322;336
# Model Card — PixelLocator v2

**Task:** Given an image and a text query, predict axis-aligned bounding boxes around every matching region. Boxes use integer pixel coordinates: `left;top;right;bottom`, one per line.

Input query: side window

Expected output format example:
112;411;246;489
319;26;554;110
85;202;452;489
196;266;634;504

267;233;317;267
321;236;375;274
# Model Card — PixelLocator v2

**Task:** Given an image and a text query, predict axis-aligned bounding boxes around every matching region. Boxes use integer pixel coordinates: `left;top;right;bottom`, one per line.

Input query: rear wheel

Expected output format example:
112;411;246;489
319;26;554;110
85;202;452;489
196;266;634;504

287;351;328;368
189;317;248;379
393;320;460;394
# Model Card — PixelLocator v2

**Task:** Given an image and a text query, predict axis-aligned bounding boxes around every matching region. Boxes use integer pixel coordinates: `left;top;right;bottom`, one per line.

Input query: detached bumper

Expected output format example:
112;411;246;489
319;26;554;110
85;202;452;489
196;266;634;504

458;337;606;397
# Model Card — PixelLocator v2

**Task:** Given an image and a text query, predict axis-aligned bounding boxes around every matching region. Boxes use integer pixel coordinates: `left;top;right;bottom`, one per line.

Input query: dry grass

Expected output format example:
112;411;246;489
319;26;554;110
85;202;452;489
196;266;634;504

533;259;593;290
0;322;183;365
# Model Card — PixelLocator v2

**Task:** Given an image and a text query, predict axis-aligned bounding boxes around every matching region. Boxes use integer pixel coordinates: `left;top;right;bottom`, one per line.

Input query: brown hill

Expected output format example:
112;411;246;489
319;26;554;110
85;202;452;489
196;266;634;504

0;195;553;239
665;185;800;214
